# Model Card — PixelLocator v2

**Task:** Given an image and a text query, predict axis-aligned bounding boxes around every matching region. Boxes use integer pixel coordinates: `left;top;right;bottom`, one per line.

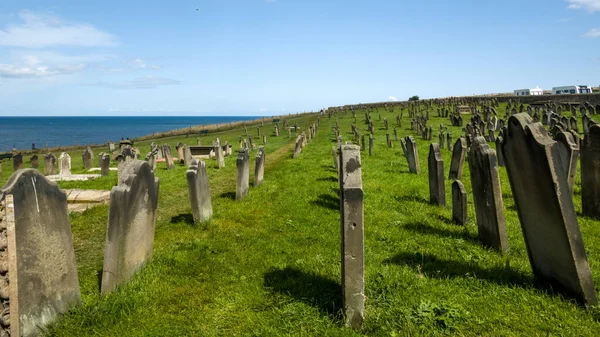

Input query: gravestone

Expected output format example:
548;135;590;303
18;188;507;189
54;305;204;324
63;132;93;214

0;169;81;336
468;137;508;252
186;159;213;223
254;146;265;187
293;135;303;158
446;133;452;151
58;152;71;176
338;144;364;329
101;160;160;294
581;124;600;218
82;148;93;170
452;180;468;225
44;153;56;176
236;149;250;200
495;134;505;167
428;144;445;206
554;131;579;196
145;151;157;172
502;113;597;306
100;153;110;176
176;143;185;164
183;145;193;166
12;154;22;172
162;144;175;170
30;155;38;169
215;142;225;169
448;137;467;180
361;135;365;151
405;136;419;174
368;134;374;156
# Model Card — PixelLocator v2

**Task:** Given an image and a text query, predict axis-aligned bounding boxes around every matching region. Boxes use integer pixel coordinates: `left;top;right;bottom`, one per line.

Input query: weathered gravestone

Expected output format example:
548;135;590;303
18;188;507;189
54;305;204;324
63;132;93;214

82;147;93;170
101;160;160;294
186;159;212;223
368;134;373;156
254;146;265;187
452;180;468;225
468;137;508;252
44;153;56;176
176;143;185;164
162;144;175;170
428;143;445;207
502;113;597;306
12;154;22;172
338;144;364;329
236;149;250;200
495;134;505;167
29;155;38;169
214;142;224;169
58;152;71;176
581;123;600;218
405;136;419;174
183;145;192;167
145;151;157;172
293;135;303;158
0;169;81;336
554;131;579;196
100;153;110;176
448;137;466;180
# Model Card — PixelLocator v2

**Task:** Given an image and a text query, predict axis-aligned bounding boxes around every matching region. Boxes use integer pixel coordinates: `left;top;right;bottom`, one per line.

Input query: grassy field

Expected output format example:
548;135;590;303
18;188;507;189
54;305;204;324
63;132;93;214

2;105;600;336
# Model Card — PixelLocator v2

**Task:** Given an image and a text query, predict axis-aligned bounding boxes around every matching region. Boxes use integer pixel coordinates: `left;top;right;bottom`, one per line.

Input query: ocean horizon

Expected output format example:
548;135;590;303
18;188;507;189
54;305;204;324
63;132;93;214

0;116;264;152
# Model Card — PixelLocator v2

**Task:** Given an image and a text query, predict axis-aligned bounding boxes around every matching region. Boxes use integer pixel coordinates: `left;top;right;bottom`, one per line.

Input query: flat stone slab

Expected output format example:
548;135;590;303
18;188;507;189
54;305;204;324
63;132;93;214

87;167;118;172
46;174;101;182
156;157;181;163
63;189;111;213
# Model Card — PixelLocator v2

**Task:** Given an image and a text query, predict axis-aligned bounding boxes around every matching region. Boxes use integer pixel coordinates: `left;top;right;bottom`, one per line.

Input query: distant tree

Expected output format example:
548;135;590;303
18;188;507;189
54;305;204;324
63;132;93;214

408;95;420;101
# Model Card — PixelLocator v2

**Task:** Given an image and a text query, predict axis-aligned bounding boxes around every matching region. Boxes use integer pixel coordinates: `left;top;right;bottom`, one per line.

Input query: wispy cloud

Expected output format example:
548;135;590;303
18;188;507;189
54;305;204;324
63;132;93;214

0;10;117;48
0;52;110;78
388;96;397;102
583;28;600;38
566;0;600;12
86;75;181;89
107;58;160;73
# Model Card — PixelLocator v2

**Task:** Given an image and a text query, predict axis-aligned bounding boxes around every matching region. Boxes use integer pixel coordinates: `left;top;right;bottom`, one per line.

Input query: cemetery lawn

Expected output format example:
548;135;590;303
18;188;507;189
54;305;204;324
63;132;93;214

3;107;600;336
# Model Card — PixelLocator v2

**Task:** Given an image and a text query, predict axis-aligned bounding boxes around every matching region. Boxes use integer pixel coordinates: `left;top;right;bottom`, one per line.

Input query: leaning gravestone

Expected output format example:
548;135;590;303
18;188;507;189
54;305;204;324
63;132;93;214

100;153;110;176
101;160;160;294
44;153;56;176
82;147;93;170
254;146;265;187
338;144;364;329
186;159;212;223
405;136;419;174
30;155;39;169
0;169;81;336
183;145;193;167
468;137;508;252
236;149;250;200
554;131;579;196
12;154;22;172
502;113;597;306
448;137;466;180
452;180;468;225
58;152;71;176
428;143;445;207
581;124;600;219
162;144;175;170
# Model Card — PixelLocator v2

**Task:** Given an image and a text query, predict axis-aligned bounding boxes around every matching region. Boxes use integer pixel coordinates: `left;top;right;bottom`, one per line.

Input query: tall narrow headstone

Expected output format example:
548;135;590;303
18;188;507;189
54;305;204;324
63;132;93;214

58;152;71;176
468;137;508;252
186;159;213;223
554;131;579;196
0;169;81;336
452;180;468;225
581;124;600;218
502;113;597;306
368;134;373;156
44;153;56;176
428;143;445;206
254;146;265;187
100;153;110;176
162;144;175;170
183;145;192;166
448;137;467;180
12;154;22;171
338;144;364;329
405;136;419;174
101;160;160;294
236;149;250;200
82;147;93;170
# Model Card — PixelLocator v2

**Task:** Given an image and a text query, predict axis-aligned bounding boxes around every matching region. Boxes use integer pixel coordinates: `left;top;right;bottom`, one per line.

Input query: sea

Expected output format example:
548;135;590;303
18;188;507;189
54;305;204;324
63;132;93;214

0;116;262;152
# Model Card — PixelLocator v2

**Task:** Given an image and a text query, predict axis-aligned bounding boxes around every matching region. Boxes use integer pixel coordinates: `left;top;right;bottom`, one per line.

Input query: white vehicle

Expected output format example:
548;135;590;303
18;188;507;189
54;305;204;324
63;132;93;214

514;88;544;96
552;85;592;95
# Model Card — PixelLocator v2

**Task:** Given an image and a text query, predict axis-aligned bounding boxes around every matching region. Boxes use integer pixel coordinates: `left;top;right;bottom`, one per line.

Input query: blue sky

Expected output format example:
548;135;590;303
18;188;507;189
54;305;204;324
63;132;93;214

0;0;599;116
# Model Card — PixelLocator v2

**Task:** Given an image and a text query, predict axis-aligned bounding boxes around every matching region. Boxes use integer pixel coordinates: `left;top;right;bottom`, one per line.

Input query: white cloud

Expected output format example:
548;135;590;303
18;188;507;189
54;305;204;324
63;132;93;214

388;96;397;101
567;0;600;12
0;10;117;48
0;52;111;78
86;76;181;89
583;28;600;37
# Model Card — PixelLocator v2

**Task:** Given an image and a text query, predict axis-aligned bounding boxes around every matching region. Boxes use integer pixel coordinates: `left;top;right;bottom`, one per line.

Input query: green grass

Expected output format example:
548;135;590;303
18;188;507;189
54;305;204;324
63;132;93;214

3;107;600;336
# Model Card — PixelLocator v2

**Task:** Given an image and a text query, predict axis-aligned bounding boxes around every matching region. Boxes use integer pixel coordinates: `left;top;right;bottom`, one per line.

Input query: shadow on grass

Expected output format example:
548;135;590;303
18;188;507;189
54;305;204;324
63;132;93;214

311;194;339;210
317;176;338;182
384;251;534;287
220;191;236;200
402;222;479;244
264;267;343;321
171;213;195;225
394;194;428;204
